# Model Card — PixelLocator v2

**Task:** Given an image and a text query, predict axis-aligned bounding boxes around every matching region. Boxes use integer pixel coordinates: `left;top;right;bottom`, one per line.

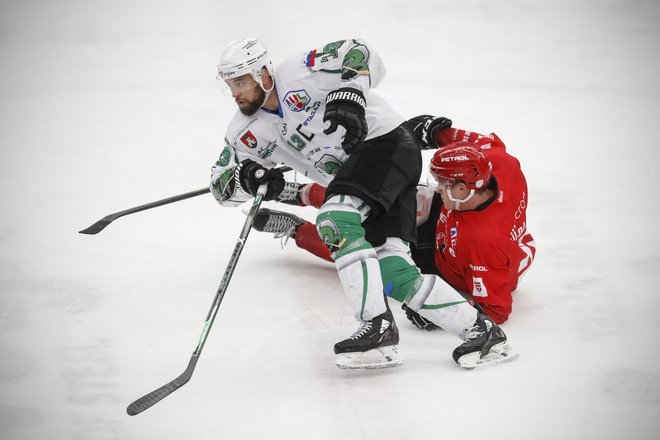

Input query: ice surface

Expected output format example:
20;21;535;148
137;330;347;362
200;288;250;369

1;0;659;439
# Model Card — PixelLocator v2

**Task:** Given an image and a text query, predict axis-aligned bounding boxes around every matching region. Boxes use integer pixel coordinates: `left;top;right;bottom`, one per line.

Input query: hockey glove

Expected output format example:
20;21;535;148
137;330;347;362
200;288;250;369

408;115;452;149
235;159;285;201
402;303;439;331
323;87;368;155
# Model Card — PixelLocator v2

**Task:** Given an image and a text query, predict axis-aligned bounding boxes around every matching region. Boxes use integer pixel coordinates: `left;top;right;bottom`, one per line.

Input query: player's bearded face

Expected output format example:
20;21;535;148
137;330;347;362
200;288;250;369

226;75;265;116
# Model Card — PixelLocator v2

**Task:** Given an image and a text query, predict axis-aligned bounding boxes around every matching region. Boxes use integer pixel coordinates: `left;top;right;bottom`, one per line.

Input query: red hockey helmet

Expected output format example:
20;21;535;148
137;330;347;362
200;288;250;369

429;142;493;190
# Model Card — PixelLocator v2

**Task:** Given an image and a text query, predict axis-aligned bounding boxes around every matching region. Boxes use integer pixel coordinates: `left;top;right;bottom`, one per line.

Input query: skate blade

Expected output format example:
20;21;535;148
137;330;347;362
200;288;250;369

336;345;404;370
458;342;519;370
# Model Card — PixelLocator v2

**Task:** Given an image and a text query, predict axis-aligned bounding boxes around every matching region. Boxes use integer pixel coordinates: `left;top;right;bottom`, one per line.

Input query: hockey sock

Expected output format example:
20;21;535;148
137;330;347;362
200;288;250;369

299;183;327;208
294;221;333;262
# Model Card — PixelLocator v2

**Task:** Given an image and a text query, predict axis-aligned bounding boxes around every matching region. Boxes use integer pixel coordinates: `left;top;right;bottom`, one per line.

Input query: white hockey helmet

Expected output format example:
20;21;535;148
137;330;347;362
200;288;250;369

217;38;274;92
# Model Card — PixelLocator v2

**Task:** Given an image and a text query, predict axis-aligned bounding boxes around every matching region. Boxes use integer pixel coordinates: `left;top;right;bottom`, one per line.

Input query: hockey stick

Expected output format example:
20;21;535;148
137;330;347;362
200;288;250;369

79;166;292;235
126;183;268;416
79;188;209;235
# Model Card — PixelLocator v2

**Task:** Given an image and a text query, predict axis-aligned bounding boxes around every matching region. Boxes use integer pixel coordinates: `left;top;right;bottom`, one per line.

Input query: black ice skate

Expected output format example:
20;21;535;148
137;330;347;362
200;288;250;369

276;182;307;206
253;208;304;240
452;314;519;369
334;309;403;370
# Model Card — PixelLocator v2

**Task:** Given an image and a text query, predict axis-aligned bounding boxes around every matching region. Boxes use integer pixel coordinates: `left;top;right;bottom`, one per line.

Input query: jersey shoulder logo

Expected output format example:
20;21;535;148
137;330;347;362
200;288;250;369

283;90;311;112
240;131;258;149
304;40;347;67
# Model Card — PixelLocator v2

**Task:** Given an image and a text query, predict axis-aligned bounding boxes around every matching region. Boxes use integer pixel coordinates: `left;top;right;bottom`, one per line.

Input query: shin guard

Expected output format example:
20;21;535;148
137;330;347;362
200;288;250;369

317;196;387;321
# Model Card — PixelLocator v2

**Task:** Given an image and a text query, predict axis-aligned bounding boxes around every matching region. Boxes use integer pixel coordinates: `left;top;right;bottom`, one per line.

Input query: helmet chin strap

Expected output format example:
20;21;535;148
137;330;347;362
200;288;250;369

445;187;475;211
253;71;274;107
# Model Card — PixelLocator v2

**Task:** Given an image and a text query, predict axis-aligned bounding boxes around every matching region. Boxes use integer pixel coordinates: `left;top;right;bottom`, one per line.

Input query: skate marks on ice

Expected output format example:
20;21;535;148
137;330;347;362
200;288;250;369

0;343;41;384
0;274;44;385
601;367;660;406
0;269;126;437
0;405;46;432
0;287;30;333
36;279;106;314
0;275;106;320
0;346;47;435
60;338;122;406
59;339;128;440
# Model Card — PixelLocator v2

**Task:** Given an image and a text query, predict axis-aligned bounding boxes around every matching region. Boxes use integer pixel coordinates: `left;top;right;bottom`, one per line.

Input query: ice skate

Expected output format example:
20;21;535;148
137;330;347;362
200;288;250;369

452;313;519;369
253;208;304;239
276;182;306;206
334;309;403;370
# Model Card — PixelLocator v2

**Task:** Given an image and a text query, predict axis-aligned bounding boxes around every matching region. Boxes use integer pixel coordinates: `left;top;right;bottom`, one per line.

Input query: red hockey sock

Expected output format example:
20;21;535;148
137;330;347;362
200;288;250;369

294;221;334;262
299;183;327;209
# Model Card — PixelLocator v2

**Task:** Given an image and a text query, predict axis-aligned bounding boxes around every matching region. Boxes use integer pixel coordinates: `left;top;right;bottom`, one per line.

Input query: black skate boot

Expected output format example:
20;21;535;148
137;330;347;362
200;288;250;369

334;309;403;370
276;182;307;206
253;208;305;239
452;313;518;369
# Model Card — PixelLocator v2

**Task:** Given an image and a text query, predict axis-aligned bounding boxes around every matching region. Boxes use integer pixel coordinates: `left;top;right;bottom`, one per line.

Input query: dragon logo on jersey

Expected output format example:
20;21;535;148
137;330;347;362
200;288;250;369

341;44;370;80
305;40;347;67
240;131;258;149
216;146;233;167
283;90;311;112
315;154;342;175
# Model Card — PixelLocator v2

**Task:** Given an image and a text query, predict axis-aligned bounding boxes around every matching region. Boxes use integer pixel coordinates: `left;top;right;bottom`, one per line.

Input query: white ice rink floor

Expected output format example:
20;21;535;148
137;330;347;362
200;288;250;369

1;0;659;439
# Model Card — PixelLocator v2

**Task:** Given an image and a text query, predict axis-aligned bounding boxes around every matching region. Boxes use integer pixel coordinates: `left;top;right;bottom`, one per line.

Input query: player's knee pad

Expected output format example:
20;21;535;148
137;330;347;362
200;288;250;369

375;238;424;303
316;195;371;260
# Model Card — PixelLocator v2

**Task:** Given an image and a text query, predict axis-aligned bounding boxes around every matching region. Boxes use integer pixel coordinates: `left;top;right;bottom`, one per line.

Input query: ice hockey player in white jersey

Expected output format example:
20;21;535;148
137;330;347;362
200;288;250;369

210;38;517;369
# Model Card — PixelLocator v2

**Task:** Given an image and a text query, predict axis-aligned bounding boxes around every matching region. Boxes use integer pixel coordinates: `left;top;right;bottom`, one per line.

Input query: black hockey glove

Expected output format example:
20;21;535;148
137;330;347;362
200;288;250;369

407;115;452;149
402;304;439;331
323;87;368;155
235;159;285;201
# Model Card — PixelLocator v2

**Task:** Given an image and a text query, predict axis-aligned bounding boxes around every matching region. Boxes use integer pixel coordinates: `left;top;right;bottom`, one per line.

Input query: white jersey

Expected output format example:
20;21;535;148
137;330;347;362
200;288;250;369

210;38;404;206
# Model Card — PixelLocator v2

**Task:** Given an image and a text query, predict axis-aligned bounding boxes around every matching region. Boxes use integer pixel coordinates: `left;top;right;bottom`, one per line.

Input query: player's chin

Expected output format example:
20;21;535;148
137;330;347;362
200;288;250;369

238;102;260;116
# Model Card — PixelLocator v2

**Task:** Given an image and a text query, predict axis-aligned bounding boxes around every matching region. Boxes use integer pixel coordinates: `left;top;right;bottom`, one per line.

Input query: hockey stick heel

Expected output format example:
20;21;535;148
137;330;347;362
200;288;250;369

127;355;198;415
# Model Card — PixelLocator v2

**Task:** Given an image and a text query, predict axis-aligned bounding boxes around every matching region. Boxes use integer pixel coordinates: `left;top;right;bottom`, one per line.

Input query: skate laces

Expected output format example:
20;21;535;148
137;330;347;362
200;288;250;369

350;321;373;339
261;213;299;247
465;318;492;341
465;325;485;341
277;182;299;202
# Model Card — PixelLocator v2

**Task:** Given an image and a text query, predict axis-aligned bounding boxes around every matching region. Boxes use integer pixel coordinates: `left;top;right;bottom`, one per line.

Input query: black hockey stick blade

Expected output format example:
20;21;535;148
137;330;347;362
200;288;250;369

78;214;122;235
126;354;199;416
79;188;211;235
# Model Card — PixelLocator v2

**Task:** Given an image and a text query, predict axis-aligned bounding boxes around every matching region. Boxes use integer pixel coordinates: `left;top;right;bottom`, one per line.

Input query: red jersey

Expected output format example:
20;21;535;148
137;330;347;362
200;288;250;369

434;129;536;323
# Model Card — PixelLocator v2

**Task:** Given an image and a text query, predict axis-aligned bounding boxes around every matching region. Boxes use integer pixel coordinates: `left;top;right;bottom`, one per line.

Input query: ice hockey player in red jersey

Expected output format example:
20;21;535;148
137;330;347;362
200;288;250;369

254;116;535;325
409;115;536;324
